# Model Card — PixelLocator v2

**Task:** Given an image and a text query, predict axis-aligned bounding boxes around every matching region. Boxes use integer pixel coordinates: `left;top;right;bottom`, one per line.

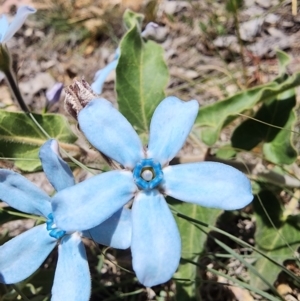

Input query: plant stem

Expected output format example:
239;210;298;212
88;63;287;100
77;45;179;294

11;284;30;301
4;69;30;113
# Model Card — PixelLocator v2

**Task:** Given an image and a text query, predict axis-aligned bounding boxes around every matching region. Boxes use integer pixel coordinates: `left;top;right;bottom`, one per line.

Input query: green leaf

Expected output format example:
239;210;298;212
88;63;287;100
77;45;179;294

170;199;221;301
116;10;169;133
196;65;300;146
0;111;77;171
0;207;34;244
0;207;19;225
215;145;236;159
277;49;291;75
29;269;55;296
226;0;243;13
123;9;144;30
250;247;293;291
250;191;300;290
231;88;297;164
254;191;300;250
263;90;297;164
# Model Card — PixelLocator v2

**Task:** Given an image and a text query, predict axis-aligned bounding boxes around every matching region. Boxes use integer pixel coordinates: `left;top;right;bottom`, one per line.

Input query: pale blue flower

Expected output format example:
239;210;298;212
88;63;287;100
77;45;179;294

0;6;36;44
91;48;119;94
52;96;253;287
0;139;131;300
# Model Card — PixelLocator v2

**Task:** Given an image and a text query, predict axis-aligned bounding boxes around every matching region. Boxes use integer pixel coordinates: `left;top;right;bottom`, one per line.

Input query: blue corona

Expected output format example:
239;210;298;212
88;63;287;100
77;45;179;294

133;158;163;190
46;213;66;239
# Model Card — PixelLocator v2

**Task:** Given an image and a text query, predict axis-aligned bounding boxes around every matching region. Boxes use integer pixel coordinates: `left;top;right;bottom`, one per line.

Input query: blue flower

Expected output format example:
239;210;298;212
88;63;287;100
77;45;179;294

52;96;253;287
0;139;132;300
91;48;120;94
0;6;36;44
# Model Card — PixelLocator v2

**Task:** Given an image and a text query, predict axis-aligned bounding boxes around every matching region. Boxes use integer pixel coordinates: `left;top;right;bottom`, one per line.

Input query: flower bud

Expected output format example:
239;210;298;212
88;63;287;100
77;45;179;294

64;78;97;119
46;82;64;105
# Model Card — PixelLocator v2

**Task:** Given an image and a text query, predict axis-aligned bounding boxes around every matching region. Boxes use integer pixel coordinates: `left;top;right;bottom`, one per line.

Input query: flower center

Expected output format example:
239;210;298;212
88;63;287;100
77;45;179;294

46;213;66;239
133;158;163;190
141;169;154;181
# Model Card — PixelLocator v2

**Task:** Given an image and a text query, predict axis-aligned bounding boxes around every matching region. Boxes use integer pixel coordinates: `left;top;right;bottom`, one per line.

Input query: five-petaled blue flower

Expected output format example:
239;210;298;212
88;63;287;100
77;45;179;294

52;96;253;287
0;6;36;44
0;139;132;300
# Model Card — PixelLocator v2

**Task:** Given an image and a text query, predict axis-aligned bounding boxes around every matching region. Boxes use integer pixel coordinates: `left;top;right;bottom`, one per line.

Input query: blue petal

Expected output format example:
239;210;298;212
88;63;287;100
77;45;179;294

2;6;36;43
147;97;199;166
163;162;253;210
0;224;56;284
39;139;75;191
0;16;9;42
78;98;144;169
91;59;118;94
131;190;181;287
52;233;90;301
0;170;52;217
83;207;132;249
52;170;137;232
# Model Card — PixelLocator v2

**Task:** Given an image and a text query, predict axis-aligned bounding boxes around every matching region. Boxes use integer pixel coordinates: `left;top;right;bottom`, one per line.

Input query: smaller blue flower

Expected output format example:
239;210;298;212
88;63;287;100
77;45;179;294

0;6;36;44
0;139;132;300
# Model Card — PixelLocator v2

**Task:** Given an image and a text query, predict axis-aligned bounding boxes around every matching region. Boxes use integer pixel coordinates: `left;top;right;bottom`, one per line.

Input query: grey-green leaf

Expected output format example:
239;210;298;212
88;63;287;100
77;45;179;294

231;88;297;164
196;52;300;146
116;10;169;134
0;111;77;171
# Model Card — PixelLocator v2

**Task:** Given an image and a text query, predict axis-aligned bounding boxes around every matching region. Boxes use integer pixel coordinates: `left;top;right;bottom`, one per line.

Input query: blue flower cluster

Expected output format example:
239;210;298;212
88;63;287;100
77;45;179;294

0;6;253;301
0;96;253;299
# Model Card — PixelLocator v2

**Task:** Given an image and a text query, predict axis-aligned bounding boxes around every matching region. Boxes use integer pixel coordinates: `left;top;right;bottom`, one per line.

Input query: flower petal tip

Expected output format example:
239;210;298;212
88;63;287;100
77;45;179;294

1;5;36;43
